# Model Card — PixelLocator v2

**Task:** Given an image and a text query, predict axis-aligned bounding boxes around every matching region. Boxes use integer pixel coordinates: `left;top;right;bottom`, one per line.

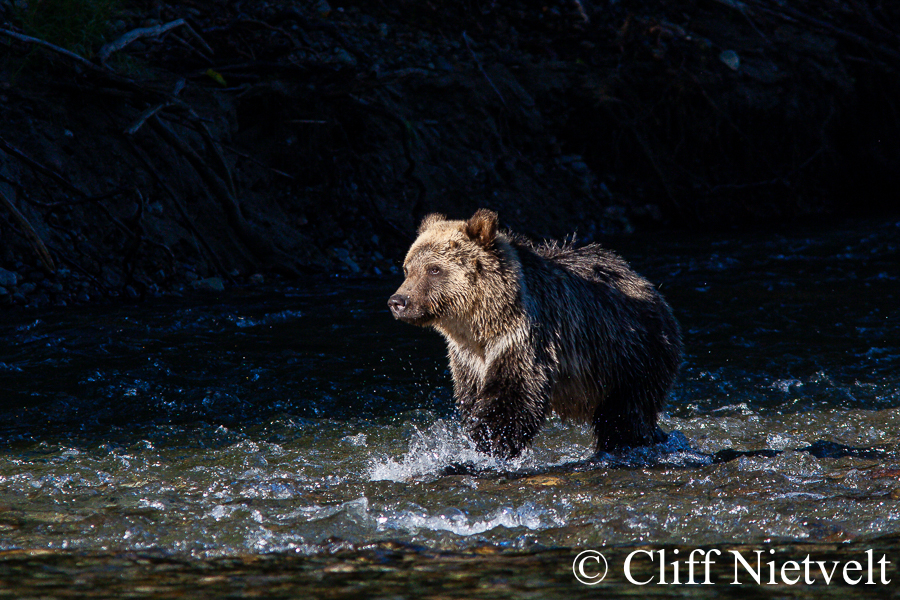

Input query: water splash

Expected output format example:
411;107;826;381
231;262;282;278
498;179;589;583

376;503;564;536
368;419;507;482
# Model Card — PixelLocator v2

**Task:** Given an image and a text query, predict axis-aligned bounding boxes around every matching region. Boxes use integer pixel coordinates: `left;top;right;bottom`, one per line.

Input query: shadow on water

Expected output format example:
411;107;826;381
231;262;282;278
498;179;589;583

440;433;898;479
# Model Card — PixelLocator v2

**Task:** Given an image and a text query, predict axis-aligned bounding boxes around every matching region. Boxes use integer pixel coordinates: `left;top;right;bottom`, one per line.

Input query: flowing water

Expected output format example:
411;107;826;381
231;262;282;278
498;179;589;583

1;219;899;598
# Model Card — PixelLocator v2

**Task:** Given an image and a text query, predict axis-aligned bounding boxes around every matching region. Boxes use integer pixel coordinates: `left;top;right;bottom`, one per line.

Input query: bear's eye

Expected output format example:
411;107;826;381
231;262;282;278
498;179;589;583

402;266;408;277
428;266;442;276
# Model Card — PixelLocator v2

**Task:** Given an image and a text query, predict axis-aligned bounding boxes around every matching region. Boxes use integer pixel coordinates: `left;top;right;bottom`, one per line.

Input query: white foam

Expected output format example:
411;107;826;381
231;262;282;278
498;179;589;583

341;433;368;447
368;418;708;480
367;419;507;482
376;503;562;536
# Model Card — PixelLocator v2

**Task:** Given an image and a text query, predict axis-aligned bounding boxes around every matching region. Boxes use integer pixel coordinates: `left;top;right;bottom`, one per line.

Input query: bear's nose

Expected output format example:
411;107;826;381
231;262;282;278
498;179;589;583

388;294;409;315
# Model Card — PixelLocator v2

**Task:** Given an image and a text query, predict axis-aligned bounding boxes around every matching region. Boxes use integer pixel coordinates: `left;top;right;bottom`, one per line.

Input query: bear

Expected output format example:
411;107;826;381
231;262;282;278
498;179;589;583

387;209;682;459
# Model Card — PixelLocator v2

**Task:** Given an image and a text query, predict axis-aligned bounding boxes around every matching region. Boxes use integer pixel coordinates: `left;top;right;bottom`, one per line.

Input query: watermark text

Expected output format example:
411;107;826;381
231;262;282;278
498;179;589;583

573;548;892;586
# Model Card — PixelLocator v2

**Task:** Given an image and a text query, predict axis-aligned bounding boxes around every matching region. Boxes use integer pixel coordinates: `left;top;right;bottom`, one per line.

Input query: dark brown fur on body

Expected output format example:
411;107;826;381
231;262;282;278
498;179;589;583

388;209;682;459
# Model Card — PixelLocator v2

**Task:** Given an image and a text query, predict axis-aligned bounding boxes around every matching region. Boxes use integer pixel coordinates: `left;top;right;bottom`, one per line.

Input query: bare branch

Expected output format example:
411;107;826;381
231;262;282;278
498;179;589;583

98;19;187;63
0;188;56;273
125;80;185;136
0;27;101;71
125;102;173;135
462;31;507;109
0;135;88;197
128;141;230;278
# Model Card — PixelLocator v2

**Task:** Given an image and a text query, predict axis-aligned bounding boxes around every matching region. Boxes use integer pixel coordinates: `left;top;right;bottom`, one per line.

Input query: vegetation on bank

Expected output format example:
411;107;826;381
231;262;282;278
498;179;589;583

0;0;898;307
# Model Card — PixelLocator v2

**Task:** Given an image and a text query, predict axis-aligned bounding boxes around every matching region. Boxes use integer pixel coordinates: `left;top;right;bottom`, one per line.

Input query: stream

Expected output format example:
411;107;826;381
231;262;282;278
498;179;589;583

1;218;899;598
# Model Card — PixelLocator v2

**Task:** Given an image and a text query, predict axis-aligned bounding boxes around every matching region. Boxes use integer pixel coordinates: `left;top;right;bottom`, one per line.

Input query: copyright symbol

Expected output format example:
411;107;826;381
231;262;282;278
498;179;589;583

573;550;608;585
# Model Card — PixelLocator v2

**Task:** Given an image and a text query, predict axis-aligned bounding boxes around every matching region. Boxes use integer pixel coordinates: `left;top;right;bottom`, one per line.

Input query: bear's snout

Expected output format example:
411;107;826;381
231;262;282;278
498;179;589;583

388;293;409;318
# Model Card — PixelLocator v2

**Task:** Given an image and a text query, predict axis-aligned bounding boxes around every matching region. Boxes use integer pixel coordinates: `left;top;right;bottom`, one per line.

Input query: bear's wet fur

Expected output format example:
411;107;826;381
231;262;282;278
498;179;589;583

388;209;682;459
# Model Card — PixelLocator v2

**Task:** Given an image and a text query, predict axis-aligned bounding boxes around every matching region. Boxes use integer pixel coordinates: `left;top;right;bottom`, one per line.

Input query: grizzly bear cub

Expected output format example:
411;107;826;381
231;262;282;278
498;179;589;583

388;209;682;459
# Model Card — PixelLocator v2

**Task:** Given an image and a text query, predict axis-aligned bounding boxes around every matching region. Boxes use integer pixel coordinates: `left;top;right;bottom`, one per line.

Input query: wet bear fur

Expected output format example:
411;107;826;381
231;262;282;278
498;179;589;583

388;209;682;459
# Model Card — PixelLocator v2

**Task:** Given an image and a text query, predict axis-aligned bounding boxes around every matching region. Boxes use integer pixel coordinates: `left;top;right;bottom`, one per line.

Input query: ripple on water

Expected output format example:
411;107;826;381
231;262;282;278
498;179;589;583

376;502;564;536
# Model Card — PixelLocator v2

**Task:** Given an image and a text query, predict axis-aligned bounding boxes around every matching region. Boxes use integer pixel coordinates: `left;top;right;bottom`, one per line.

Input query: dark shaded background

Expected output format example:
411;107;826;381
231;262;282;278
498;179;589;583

1;0;898;307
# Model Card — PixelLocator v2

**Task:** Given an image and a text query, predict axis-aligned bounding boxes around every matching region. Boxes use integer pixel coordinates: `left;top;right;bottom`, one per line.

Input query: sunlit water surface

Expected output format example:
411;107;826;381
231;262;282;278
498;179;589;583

1;219;899;597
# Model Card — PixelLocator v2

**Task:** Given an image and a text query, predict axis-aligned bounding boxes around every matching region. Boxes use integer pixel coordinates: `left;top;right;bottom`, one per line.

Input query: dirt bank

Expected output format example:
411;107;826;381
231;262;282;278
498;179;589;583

1;0;898;307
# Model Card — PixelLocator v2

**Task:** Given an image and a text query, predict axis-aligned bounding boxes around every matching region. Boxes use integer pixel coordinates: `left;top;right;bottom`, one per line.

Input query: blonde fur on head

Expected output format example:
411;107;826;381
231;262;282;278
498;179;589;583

417;213;447;235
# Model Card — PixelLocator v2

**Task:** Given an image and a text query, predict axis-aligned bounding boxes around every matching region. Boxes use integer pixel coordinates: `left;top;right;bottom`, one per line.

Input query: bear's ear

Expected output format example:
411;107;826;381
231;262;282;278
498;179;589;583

417;213;447;235
465;209;498;247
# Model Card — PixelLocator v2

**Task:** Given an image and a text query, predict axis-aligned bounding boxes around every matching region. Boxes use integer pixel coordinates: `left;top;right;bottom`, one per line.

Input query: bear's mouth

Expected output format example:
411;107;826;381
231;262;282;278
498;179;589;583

393;310;435;326
388;296;436;326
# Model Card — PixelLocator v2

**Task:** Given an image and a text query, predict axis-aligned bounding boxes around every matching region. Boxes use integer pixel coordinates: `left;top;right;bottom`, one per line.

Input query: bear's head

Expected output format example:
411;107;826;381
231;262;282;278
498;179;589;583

388;209;500;328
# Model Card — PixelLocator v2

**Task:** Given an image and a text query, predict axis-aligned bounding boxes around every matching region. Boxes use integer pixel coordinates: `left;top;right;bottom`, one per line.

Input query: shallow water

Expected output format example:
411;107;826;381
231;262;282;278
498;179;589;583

1;219;899;597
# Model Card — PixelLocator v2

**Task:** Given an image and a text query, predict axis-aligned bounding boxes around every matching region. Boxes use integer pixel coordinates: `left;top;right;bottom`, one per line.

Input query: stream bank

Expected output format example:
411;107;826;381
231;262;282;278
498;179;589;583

1;0;898;307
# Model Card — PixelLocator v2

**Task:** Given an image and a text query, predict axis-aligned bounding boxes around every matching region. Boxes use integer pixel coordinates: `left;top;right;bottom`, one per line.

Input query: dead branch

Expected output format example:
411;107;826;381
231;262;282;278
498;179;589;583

846;0;899;41
169;33;213;64
126;102;173;135
117;77;303;274
462;31;508;109
0;135;134;210
146;116;304;274
92;192;141;242
127;141;230;278
149;117;246;230
0;136;87;197
29;188;129;209
177;114;238;199
349;95;426;214
374;67;430;81
125;188;178;268
95;187;176;283
125;80;185;136
0;27;104;73
55;253;109;292
220;143;295;180
0;27;185;103
98;19;188;63
182;21;215;56
0;188;56;273
748;0;900;68
151;84;238;198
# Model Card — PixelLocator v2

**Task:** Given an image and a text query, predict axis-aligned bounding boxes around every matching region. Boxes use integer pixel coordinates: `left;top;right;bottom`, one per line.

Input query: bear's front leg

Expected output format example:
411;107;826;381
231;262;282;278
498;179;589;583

461;356;550;459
